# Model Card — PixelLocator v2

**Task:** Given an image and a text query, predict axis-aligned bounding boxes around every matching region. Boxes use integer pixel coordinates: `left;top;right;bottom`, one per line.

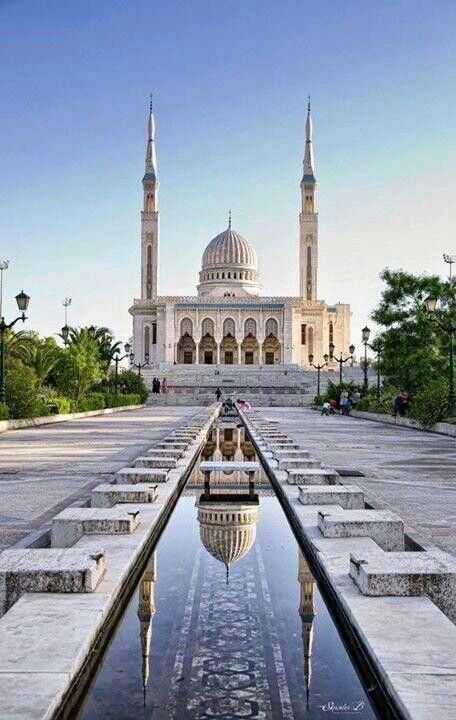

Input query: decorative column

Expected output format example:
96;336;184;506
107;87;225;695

237;342;242;364
195;342;199;364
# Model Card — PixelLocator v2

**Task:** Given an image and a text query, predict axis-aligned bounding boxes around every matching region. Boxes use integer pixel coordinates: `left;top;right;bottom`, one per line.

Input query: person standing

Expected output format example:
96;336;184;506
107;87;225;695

162;378;168;394
215;387;222;401
156;378;161;394
340;390;348;414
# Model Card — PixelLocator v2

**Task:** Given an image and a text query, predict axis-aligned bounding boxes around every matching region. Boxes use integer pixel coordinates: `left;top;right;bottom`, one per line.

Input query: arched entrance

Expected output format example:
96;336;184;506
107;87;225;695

199;333;217;364
263;334;281;364
241;333;260;364
177;333;196;364
220;333;238;364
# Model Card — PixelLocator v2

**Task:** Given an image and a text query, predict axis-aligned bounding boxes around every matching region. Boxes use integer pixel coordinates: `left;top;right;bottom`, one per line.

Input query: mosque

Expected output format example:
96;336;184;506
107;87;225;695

129;100;351;368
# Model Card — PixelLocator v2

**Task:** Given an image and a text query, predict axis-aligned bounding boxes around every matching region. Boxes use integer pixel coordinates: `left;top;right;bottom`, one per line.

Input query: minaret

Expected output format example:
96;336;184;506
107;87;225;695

298;551;316;707
141;96;159;299
137;553;157;703
299;97;318;301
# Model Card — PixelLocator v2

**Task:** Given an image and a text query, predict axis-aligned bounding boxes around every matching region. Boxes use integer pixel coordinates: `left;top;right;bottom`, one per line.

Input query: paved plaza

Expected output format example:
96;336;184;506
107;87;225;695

264;407;456;556
0;406;199;551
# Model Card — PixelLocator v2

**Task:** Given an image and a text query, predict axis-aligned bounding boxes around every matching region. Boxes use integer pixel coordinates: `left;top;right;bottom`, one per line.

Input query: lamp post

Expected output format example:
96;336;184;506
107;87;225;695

308;353;329;396
130;351;149;377
425;296;456;416
329;343;355;384
0;290;31;403
362;326;371;394
61;324;70;346
113;342;131;393
375;343;382;400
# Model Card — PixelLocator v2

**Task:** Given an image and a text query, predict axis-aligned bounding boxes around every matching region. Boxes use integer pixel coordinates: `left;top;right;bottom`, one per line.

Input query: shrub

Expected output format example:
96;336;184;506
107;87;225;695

114;370;149;403
313;394;324;406
5;359;41;419
73;392;106;413
409;382;449;428
0;403;10;420
104;392;141;408
323;380;364;404
47;396;72;415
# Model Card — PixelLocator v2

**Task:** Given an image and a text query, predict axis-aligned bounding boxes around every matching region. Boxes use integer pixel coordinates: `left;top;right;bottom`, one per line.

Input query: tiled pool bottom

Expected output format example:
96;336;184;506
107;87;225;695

76;490;376;719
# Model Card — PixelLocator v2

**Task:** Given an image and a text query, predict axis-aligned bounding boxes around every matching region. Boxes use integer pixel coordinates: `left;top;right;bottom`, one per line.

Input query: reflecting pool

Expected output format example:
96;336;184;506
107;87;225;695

76;422;377;719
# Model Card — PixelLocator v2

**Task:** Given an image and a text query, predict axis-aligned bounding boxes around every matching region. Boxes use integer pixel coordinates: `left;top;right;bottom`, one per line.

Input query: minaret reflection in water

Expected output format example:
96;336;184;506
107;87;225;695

298;550;316;707
137;552;156;703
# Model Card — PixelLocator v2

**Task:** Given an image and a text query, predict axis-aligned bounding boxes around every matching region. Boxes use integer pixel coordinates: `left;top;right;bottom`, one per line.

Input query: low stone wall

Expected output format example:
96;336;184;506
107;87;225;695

0;404;145;435
350;409;456;438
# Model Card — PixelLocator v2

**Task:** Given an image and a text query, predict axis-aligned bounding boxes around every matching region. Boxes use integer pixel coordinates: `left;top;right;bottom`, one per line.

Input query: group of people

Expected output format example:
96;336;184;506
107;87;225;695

151;377;168;394
321;389;361;416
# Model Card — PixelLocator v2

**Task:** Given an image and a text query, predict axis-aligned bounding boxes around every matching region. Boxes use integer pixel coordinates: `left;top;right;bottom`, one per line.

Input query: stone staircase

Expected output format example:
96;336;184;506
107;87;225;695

144;363;315;406
143;363;375;406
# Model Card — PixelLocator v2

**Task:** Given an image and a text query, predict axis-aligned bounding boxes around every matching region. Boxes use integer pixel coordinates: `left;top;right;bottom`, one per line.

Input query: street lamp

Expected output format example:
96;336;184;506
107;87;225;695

130;351;149;376
362;326;371;393
0;290;30;403
61;324;70;345
113;342;132;393
309;353;329;396
330;344;356;384
425;296;455;416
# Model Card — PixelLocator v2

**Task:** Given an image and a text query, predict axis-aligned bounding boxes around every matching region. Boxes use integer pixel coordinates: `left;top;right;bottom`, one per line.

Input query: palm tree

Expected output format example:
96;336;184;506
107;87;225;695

2;329;35;363
26;342;61;388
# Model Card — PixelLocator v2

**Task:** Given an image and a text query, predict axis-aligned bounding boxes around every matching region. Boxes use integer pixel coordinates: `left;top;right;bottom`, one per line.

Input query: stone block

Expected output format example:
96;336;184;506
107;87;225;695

147;447;182;459
267;440;299;448
116;467;168;483
91;483;158;507
273;449;310;459
156;440;189;449
350;551;456;623
134;455;178;469
51;507;140;548
278;458;321;470
0;548;106;614
318;509;404;551
298;484;365;509
287;468;340;485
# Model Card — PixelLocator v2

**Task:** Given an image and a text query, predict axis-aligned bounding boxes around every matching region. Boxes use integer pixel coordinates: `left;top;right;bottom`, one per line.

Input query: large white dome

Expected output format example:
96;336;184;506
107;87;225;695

202;228;257;270
198;224;261;297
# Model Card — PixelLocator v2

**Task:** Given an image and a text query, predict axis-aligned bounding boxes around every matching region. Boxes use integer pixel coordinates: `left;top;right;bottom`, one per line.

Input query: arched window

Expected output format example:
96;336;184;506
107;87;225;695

308;327;314;355
216;273;220;279
265;318;278;338
329;321;334;345
144;325;150;358
180;318;193;337
146;243;153;299
234;272;237;279
223;318;236;337
228;272;231;279
244;318;257;338
202;317;215;337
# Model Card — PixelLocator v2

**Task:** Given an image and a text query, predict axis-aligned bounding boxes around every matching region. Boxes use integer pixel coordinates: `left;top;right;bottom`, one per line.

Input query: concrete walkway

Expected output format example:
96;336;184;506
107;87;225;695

0;406;199;551
261;407;456;556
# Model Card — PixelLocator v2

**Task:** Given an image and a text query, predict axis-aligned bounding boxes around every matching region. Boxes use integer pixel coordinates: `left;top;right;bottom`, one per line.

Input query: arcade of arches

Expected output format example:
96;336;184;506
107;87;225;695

176;317;282;365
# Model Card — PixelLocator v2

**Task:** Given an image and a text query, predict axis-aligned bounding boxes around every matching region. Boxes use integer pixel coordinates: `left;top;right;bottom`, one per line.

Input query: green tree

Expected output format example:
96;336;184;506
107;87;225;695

56;330;102;399
24;337;61;388
5;358;41;419
371;269;451;394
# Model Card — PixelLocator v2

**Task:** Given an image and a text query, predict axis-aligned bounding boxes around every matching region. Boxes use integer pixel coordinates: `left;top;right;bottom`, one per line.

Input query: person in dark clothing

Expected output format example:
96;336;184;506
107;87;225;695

392;391;409;417
215;387;222;401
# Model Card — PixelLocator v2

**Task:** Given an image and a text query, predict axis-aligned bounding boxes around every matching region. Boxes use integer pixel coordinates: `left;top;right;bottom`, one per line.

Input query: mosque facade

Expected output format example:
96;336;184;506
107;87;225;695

129;101;351;367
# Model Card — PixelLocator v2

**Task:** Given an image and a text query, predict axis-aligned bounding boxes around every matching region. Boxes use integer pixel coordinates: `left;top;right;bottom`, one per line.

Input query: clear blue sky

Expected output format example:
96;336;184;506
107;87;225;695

1;0;456;347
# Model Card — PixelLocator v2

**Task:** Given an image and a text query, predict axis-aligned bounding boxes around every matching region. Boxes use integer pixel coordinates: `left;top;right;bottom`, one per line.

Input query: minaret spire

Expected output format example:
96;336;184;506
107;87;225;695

299;96;318;302
303;96;315;182
145;94;157;176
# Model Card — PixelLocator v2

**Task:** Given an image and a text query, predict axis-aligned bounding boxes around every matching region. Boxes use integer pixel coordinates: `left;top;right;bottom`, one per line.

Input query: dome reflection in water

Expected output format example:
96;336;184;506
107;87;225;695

76;423;376;720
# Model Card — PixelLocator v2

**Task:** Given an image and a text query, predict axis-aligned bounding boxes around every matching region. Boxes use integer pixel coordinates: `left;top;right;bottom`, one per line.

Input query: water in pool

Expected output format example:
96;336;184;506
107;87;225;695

76;422;377;719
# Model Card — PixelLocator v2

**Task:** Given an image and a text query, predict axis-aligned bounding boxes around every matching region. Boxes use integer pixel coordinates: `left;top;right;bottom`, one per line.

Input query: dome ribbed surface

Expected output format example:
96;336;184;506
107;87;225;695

197;504;258;568
202;228;257;269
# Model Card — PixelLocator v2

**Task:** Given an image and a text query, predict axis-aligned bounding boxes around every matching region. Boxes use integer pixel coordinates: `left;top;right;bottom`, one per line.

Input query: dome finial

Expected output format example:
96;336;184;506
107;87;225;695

228;209;232;229
308;94;311;113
